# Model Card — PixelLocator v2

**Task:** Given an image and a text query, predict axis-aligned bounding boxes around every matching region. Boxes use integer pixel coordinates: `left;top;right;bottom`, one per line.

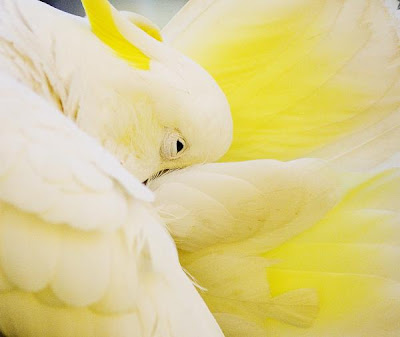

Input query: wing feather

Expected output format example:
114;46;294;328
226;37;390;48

164;0;400;170
159;1;400;334
0;73;222;337
151;159;400;336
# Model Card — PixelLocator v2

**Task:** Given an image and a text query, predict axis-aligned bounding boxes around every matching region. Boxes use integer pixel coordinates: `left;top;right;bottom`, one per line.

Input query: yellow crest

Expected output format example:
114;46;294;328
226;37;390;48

81;0;162;70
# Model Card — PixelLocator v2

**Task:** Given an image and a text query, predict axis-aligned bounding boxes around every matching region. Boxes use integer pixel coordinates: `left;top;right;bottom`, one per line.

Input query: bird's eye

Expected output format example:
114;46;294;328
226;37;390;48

161;131;187;160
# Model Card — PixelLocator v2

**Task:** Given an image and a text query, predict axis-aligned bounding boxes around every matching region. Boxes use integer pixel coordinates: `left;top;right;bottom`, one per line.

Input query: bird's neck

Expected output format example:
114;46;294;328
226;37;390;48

0;0;89;120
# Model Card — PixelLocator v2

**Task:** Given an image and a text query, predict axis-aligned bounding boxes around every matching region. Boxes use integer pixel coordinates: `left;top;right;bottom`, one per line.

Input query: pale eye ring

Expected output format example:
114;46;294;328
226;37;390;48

161;131;187;160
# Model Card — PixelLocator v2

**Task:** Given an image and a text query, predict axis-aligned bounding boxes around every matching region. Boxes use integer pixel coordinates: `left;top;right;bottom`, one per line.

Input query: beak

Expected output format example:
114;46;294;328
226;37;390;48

121;158;161;185
143;169;171;185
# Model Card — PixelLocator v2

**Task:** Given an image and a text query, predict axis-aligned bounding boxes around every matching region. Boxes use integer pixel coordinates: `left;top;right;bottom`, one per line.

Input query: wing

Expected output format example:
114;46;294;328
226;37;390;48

163;0;400;171
149;159;400;336
0;74;223;337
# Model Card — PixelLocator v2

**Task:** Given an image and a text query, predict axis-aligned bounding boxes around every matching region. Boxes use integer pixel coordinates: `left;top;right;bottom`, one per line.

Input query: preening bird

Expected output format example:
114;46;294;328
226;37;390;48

150;0;400;336
0;0;232;182
0;0;231;336
1;0;400;336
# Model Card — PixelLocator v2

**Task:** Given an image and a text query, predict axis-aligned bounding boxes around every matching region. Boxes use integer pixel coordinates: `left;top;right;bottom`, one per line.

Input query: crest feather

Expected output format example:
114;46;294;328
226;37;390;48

82;0;161;70
121;11;163;42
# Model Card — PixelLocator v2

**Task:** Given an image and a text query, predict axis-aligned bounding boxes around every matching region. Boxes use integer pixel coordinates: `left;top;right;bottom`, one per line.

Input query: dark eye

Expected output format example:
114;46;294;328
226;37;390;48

161;131;187;160
177;139;184;153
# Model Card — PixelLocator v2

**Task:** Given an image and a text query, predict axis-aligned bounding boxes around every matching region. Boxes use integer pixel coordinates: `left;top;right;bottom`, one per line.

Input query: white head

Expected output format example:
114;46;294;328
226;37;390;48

74;0;232;182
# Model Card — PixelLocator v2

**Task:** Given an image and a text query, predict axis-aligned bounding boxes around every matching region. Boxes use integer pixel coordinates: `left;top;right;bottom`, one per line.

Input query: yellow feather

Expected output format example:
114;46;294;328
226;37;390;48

81;0;161;70
165;0;400;166
160;1;400;334
152;160;400;336
121;11;163;42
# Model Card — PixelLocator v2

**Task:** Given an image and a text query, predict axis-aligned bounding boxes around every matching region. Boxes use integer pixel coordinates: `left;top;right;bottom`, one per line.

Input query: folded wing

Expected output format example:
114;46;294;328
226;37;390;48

150;159;400;336
0;74;222;337
164;0;400;171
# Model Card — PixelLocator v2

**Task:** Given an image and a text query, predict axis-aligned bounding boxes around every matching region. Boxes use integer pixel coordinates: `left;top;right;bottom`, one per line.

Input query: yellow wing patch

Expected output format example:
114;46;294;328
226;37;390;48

81;0;161;70
165;0;400;164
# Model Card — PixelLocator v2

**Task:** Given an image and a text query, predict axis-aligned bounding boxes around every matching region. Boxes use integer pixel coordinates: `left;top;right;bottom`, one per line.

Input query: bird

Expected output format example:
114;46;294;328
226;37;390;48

147;0;400;336
0;0;232;335
1;0;400;337
0;0;233;183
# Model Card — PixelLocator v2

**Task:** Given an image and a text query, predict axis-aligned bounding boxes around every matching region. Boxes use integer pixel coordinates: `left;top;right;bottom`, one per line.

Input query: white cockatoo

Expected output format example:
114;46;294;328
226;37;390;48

0;0;233;336
1;0;400;337
147;0;400;336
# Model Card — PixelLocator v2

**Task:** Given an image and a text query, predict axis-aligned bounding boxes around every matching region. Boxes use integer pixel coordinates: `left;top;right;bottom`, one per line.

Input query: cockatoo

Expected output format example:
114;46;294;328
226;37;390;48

1;1;400;337
147;0;400;336
0;0;232;336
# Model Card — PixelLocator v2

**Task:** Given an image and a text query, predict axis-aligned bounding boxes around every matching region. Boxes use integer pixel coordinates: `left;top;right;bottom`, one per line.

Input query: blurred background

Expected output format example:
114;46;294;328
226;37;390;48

39;0;188;27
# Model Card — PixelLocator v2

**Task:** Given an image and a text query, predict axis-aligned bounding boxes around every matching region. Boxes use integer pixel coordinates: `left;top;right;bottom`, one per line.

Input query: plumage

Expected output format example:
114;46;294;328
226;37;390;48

164;0;400;171
2;0;400;335
81;0;156;69
150;159;400;336
0;71;223;337
0;0;227;335
155;0;400;336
